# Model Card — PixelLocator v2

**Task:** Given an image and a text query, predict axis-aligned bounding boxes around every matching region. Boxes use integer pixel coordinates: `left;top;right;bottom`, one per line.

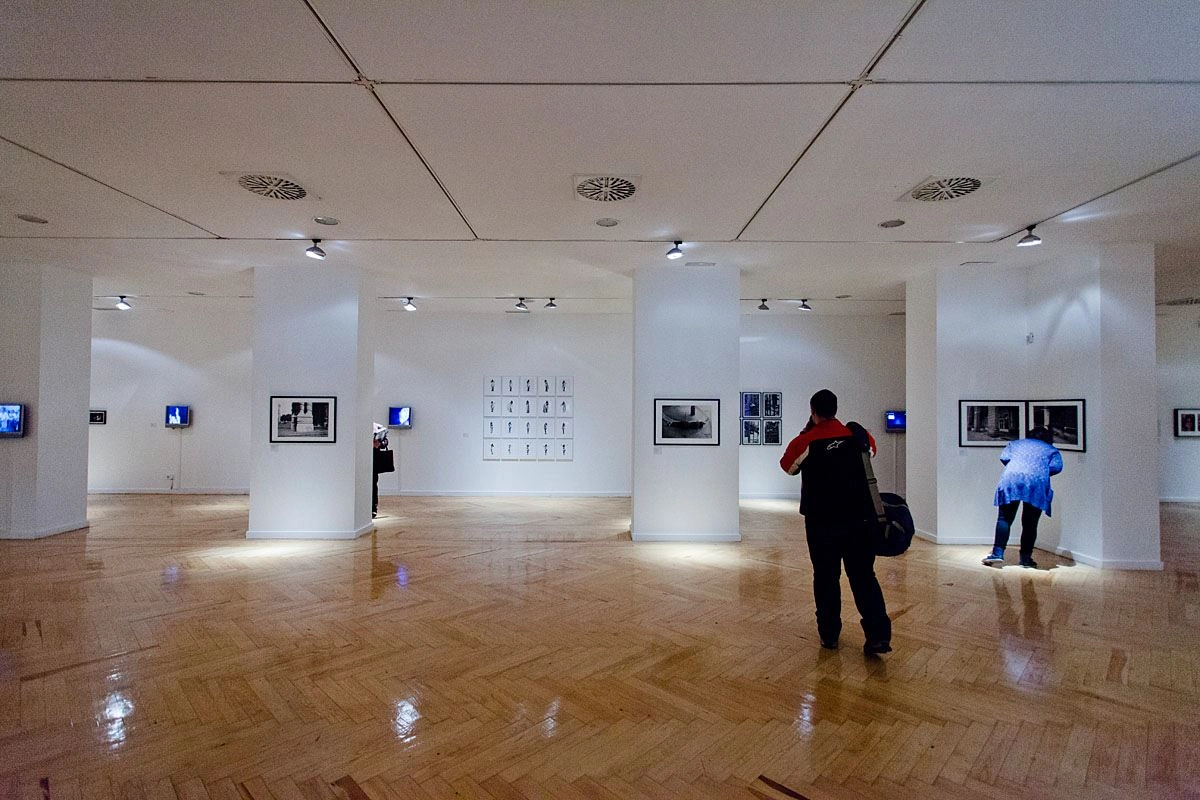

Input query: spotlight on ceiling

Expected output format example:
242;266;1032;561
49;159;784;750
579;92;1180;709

515;298;528;310
1016;225;1042;247
304;239;327;259
545;298;557;309
758;299;770;311
402;297;417;311
666;241;684;260
115;295;132;311
798;299;812;311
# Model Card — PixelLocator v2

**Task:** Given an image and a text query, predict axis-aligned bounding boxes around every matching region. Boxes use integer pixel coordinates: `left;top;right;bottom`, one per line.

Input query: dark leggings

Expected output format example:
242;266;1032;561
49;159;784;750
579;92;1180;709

993;501;1041;557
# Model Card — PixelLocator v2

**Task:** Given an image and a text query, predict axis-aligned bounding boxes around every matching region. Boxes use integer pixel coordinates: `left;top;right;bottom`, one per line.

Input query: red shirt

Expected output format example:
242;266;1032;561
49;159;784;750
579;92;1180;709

779;418;876;476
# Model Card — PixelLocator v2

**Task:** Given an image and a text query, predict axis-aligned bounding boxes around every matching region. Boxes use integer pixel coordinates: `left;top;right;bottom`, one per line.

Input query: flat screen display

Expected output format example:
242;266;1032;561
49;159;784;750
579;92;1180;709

388;406;412;429
165;405;191;428
885;410;906;432
0;403;26;437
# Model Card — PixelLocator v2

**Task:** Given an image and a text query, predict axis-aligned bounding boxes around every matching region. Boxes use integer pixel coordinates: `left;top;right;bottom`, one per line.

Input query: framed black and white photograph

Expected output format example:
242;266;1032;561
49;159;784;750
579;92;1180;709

741;418;762;445
655;399;720;445
557;376;574;396
270;396;336;443
959;400;1025;448
1027;399;1086;451
484;376;501;396
502;376;518;396
89;409;107;425
763;419;782;446
740;392;761;419
1174;408;1200;438
762;392;782;418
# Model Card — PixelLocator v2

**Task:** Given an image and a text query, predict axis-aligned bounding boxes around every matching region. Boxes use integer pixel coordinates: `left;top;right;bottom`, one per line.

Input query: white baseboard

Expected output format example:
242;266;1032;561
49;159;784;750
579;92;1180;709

631;530;742;542
246;521;374;540
89;488;248;495
0;519;90;540
1055;548;1162;570
738;493;801;501
1161;497;1200;504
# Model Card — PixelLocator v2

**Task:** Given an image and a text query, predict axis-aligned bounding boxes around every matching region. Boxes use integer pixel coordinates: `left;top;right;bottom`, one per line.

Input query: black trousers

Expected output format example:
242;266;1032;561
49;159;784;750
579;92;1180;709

993;500;1041;557
805;516;891;645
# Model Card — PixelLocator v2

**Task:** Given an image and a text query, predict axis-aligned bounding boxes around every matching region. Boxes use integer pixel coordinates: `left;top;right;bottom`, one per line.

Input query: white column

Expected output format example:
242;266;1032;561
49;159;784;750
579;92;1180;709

631;264;740;541
0;266;92;539
247;263;373;539
904;270;938;540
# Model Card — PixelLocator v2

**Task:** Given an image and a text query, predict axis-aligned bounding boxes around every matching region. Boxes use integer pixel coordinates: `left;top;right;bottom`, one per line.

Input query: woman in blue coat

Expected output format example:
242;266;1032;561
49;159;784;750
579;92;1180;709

982;427;1063;568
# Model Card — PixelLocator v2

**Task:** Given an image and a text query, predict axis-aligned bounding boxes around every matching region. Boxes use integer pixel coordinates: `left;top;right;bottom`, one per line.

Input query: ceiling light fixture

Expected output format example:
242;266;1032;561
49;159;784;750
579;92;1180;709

402;297;416;311
545;298;557;309
798;299;812;311
758;299;770;311
666;241;683;260
304;239;327;260
515;298;528;310
1016;225;1042;247
115;296;132;311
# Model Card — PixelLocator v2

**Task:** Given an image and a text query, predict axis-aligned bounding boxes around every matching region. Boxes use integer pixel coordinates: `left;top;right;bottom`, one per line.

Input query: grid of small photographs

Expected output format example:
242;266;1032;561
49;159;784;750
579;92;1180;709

482;376;574;461
740;391;783;445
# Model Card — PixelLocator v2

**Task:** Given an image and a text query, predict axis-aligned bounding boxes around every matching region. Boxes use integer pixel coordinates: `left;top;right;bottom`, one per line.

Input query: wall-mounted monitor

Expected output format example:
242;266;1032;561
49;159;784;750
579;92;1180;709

388;406;412;429
165;405;191;428
0;403;27;437
885;410;906;432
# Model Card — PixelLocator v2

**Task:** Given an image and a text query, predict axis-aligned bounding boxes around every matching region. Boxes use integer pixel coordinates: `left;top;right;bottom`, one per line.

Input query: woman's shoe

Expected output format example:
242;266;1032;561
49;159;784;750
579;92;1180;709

1019;556;1038;568
982;548;1005;566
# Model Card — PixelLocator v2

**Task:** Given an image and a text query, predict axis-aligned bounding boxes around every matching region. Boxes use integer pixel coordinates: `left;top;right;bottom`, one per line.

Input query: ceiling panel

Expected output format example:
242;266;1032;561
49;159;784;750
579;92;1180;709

876;0;1200;81
0;139;209;238
316;0;914;83
742;83;1200;243
377;84;847;241
0;0;354;81
0;82;474;241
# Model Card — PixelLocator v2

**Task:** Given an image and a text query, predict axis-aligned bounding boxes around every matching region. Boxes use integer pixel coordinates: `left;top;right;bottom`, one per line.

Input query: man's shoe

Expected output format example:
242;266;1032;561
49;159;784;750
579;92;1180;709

863;641;892;656
1019;556;1038;568
982;548;1005;566
820;638;839;650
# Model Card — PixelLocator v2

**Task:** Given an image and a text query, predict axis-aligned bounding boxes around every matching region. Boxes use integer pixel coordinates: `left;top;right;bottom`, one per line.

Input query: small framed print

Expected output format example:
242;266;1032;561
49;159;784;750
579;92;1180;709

270;396;336;443
484;397;501;417
537;439;555;460
1027;399;1086;452
762;392;782;418
519;439;538;460
503;397;517;416
519;397;535;417
556;397;573;417
556;377;573;396
741;392;761;419
484;439;501;460
556;439;574;461
522;419;535;437
484;376;501;396
959;400;1025;448
502;418;519;438
1174;408;1200;438
556;418;574;438
540;377;555;395
484;418;500;438
741;418;762;445
520;376;537;396
89;409;107;425
655;399;720;445
502;376;518;396
537;397;554;417
763;419;782;445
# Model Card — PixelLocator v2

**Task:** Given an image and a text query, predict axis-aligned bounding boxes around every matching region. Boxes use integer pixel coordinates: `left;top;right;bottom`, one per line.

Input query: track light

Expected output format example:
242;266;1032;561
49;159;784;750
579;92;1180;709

515;298;528;310
115;295;132;311
1016;225;1042;247
304;238;327;259
545;298;557;309
666;241;683;260
758;299;769;311
402;297;416;311
798;299;812;311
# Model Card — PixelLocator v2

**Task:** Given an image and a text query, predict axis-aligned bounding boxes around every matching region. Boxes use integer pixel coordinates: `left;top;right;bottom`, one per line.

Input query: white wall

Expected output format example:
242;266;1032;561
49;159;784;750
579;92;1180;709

738;312;906;499
905;271;938;537
1158;306;1200;502
90;300;253;492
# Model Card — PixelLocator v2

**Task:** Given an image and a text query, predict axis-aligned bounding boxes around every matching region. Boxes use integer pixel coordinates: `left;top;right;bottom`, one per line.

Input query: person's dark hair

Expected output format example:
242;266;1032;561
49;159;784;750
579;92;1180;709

810;389;837;419
1028;426;1054;445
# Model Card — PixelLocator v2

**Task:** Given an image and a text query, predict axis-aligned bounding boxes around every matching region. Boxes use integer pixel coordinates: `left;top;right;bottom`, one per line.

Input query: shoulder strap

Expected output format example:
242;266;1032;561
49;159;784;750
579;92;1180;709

847;421;887;525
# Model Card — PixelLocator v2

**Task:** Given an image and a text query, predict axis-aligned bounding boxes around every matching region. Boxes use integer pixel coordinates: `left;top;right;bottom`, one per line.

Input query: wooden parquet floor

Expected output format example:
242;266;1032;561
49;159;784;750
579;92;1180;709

1;495;1198;799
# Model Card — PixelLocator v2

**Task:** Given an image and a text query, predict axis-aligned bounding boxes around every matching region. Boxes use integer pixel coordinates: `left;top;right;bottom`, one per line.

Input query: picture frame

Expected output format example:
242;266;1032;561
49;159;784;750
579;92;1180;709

959;400;1025;448
89;409;107;425
741;418;762;445
740;391;761;419
655;398;720;446
762;392;782;418
270;396;336;443
1027;399;1086;451
763;418;782;446
1174;408;1200;438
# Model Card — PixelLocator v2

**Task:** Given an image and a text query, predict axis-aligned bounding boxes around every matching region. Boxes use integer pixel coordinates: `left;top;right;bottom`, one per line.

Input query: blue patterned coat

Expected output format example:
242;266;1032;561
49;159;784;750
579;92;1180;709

993;438;1064;516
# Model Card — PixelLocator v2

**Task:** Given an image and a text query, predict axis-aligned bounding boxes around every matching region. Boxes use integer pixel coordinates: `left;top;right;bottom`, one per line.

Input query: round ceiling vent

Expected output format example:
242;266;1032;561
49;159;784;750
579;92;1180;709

237;174;308;200
910;177;982;202
575;176;637;202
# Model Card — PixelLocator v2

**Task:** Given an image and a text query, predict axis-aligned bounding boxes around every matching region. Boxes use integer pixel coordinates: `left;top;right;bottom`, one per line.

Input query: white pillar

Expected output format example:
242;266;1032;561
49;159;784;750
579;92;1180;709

631;264;740;541
904;270;938;540
0;266;92;539
247;263;373;539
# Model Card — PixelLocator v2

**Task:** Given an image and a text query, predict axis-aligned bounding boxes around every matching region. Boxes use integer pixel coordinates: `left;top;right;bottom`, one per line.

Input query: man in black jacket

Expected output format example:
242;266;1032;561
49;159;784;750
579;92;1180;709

780;389;892;655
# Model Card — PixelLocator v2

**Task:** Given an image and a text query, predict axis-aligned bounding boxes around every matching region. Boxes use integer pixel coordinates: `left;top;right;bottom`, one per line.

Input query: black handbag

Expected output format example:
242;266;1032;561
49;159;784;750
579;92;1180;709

848;422;915;557
373;448;395;474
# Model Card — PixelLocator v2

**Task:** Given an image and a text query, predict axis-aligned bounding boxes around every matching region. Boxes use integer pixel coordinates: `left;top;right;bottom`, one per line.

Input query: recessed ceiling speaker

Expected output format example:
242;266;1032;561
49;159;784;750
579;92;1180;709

237;174;308;200
574;175;637;202
908;176;982;202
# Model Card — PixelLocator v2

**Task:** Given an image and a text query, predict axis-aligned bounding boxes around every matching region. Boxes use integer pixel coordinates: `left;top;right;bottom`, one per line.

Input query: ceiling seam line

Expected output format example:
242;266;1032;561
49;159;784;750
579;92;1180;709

0;134;219;237
989;149;1200;244
733;0;929;240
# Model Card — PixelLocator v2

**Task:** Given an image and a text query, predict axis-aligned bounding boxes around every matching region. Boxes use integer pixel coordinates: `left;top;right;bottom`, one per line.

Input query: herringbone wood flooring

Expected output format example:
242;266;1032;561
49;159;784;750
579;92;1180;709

1;495;1198;799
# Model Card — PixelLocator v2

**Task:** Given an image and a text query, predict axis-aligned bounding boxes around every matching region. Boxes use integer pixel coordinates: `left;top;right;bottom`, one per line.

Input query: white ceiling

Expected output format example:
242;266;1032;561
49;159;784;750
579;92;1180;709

2;0;1198;314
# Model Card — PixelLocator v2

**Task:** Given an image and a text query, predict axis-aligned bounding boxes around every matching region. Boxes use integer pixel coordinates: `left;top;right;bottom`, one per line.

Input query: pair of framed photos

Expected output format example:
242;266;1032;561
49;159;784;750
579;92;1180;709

1174;408;1200;438
958;399;1085;451
740;391;782;446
